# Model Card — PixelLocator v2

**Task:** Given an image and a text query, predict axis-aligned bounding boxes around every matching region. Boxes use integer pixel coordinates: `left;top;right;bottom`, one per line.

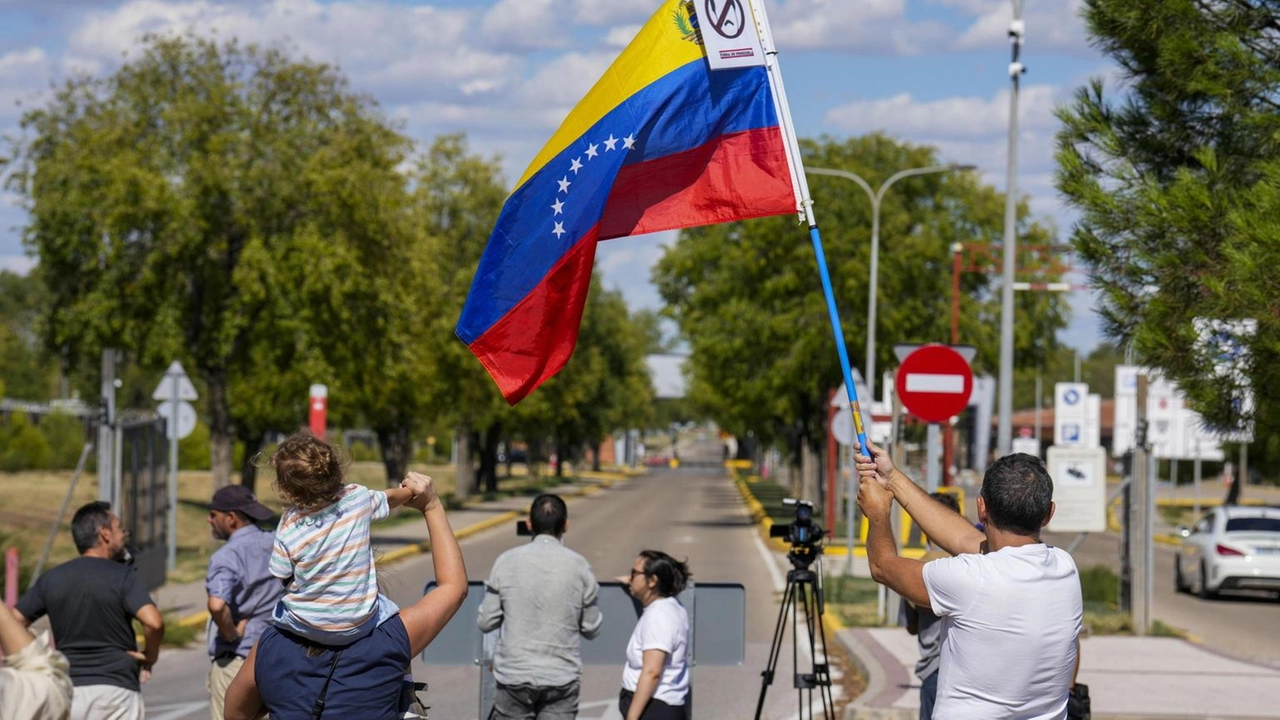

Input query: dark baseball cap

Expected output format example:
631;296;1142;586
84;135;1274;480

210;485;273;522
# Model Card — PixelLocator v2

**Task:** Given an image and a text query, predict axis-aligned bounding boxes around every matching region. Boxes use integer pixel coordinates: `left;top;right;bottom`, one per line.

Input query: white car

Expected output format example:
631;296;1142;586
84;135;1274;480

1175;505;1280;598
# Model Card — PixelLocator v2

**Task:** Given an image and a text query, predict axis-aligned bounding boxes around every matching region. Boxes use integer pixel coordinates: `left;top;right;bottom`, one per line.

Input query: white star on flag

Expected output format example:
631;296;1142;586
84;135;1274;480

553;221;566;238
623;134;636;150
551;198;564;215
557;176;571;193
604;135;618;151
570;157;583;174
585;143;599;159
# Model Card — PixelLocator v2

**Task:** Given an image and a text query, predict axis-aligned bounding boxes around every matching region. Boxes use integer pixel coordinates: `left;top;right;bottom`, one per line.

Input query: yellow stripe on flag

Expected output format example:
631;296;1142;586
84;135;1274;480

514;0;705;191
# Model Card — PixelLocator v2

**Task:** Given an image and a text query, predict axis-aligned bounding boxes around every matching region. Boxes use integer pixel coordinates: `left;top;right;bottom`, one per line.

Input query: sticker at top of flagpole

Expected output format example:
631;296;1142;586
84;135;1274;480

691;0;766;70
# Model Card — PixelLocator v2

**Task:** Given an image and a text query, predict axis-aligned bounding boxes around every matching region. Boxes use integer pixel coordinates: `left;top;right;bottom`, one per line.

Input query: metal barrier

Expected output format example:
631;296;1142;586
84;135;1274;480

119;417;168;591
422;581;745;719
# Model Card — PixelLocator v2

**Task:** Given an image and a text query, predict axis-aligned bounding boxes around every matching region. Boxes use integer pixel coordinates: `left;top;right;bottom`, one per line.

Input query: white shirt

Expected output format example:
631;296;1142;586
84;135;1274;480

923;543;1082;720
622;596;689;706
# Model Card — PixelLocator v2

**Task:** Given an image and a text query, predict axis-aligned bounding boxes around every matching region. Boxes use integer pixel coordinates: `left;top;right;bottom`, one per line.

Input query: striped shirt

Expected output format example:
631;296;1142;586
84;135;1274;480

270;484;389;633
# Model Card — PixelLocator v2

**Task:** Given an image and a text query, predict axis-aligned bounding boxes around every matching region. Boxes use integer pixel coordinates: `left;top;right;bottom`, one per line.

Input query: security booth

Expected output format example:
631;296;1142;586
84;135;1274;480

423;581;746;719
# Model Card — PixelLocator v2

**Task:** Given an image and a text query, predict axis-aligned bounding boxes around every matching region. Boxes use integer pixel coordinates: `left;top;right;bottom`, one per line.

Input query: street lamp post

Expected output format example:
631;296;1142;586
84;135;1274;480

808;164;975;402
998;0;1027;457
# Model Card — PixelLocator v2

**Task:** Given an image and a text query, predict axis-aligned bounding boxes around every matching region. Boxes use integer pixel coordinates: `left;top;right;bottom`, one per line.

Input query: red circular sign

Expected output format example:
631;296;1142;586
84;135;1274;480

895;344;974;423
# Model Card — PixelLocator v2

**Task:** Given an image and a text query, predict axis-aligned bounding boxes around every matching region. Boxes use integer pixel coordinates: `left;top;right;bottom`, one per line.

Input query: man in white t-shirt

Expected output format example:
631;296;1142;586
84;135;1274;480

856;445;1082;720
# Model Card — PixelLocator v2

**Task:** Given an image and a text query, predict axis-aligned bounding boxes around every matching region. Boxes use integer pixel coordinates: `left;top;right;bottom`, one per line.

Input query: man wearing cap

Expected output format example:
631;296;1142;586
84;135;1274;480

205;485;281;720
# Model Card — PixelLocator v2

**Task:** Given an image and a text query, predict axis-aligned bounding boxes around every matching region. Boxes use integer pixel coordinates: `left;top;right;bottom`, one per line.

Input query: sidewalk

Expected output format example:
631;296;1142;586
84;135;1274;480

153;470;634;626
838;625;1280;719
732;468;1280;719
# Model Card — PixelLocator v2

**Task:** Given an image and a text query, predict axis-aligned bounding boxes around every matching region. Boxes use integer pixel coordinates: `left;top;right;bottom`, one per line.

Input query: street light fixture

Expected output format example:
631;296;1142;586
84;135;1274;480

808;163;977;402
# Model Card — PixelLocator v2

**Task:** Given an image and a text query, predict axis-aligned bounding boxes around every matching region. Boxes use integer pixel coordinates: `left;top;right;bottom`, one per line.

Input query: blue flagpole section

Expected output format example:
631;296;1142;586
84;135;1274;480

808;224;871;459
750;0;872;461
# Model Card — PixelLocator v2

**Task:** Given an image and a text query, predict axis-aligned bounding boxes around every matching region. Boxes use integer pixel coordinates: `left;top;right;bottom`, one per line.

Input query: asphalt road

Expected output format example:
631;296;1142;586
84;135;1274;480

1044;528;1280;667
143;466;833;719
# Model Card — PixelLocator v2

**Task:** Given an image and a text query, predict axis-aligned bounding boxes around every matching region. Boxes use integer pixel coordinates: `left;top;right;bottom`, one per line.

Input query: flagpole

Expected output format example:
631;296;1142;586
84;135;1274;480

748;0;871;461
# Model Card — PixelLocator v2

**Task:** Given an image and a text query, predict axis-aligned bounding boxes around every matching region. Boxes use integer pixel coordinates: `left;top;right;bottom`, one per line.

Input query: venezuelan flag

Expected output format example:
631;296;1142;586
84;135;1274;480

457;0;798;403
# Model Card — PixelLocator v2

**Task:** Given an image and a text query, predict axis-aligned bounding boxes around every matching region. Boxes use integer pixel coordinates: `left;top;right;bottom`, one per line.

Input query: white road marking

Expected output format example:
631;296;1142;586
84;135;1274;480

752;524;786;592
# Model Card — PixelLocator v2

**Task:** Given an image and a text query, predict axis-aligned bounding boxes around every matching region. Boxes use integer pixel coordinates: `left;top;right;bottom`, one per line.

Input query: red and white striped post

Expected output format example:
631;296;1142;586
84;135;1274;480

309;384;328;440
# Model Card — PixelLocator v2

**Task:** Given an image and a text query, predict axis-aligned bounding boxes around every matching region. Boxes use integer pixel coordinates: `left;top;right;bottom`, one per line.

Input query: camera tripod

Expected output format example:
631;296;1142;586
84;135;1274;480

754;552;835;720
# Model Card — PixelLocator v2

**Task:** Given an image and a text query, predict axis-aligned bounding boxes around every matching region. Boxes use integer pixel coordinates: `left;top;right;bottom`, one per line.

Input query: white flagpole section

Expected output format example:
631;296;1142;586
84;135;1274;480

748;0;811;224
747;0;872;459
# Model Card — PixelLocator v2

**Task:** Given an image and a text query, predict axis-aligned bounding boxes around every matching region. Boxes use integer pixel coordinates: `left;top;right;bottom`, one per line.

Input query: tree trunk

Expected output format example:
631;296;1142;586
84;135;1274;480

801;439;821;509
208;371;233;490
480;422;502;494
591;440;602;472
555;440;569;478
454;424;475;501
239;433;264;495
376;425;411;487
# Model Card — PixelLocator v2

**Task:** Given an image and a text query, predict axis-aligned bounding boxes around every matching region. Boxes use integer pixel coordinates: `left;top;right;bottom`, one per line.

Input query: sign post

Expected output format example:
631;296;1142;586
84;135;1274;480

153;361;198;572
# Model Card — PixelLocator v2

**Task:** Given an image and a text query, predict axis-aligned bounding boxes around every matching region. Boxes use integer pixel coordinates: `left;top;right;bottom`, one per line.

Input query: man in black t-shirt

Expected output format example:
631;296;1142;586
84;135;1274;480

14;501;165;720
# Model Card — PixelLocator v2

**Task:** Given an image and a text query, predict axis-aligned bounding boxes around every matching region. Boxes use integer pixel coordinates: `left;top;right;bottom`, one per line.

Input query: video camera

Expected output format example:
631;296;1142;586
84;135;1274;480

769;498;825;567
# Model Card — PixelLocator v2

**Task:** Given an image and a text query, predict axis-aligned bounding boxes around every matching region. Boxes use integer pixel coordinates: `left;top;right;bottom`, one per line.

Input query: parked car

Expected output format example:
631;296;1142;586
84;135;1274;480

1175;505;1280;599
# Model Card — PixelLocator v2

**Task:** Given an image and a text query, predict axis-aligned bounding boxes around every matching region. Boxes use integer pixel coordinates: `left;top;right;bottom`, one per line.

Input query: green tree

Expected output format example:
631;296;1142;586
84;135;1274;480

0;271;57;401
4;35;413;487
407;135;509;498
510;281;656;477
1056;0;1280;475
655;134;1066;486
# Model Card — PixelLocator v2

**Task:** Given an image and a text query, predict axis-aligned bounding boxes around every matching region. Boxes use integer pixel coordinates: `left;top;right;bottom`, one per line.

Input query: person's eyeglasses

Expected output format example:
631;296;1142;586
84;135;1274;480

629;568;645;579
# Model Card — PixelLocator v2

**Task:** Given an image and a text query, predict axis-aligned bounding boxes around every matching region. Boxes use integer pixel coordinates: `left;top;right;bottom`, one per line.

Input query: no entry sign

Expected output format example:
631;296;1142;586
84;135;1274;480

895;344;974;423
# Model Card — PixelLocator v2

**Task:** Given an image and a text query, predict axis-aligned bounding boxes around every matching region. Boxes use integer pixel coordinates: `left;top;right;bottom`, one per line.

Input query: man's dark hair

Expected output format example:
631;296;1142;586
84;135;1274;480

638;550;691;597
980;453;1054;536
72;501;114;554
930;491;962;515
529;493;568;536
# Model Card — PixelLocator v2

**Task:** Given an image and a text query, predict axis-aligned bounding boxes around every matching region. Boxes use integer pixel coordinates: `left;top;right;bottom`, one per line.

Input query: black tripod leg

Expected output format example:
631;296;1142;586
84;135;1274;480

754;576;795;720
807;582;835;720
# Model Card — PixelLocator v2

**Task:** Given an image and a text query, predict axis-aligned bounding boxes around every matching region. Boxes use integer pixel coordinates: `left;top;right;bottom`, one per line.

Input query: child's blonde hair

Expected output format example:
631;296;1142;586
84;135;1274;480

270;432;346;513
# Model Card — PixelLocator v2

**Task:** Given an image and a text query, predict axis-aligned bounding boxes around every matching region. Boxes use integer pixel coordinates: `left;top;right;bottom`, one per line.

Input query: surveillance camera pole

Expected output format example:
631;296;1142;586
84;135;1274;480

997;0;1026;457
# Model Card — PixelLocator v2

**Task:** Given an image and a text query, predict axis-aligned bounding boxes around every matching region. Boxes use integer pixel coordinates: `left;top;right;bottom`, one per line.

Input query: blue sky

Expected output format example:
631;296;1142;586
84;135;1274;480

0;0;1115;352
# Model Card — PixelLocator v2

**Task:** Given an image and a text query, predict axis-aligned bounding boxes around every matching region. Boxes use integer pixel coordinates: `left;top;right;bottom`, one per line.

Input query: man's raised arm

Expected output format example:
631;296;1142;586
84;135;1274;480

856;441;984;556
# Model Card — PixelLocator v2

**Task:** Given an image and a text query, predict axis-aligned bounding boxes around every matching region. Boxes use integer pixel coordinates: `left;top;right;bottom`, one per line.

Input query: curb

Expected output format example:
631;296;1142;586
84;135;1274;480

171;471;634;630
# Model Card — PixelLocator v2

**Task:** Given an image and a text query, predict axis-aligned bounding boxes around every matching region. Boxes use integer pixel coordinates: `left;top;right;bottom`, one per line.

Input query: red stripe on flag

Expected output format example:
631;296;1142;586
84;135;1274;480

600;127;794;240
468;228;600;404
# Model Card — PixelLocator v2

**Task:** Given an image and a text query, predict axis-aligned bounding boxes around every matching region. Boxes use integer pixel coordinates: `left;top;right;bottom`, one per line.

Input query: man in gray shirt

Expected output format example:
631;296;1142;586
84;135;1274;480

205;485;282;720
479;493;603;719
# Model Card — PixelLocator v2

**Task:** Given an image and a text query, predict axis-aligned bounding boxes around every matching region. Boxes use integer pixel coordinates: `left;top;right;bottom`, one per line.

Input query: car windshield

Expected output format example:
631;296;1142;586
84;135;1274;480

1224;517;1280;533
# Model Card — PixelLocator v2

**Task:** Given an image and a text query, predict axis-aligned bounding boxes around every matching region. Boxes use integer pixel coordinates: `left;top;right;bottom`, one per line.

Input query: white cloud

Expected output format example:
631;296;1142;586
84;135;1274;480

0;254;35;274
597;231;675;312
480;0;568;51
769;0;952;54
64;0;515;104
568;0;654;27
603;24;643;48
823;84;1060;138
950;0;1092;56
0;47;50;125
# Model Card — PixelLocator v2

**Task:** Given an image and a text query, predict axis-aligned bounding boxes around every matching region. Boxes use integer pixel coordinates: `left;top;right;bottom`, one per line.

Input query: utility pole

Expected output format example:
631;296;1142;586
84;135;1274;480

98;349;118;509
1130;374;1152;635
997;0;1026;457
